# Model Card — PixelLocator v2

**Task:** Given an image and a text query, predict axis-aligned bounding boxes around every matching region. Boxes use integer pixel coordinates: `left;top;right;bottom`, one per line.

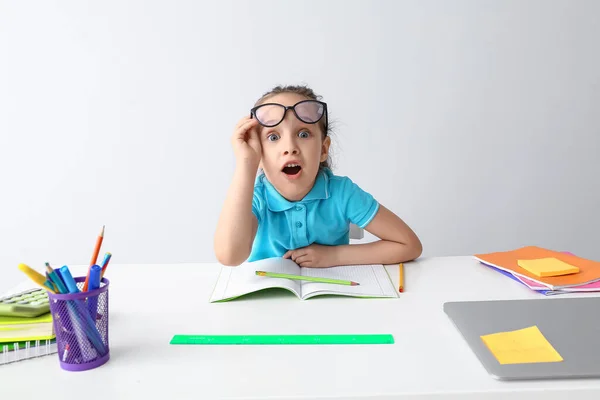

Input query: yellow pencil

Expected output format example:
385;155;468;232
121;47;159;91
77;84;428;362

399;263;404;293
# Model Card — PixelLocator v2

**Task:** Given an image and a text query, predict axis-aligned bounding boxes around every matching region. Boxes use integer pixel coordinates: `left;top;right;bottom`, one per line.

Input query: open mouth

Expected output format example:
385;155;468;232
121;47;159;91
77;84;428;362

282;163;302;176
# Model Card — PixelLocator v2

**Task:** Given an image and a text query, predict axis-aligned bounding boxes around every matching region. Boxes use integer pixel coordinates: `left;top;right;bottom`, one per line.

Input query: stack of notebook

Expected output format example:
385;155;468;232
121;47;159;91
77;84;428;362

1;286;57;365
474;246;600;296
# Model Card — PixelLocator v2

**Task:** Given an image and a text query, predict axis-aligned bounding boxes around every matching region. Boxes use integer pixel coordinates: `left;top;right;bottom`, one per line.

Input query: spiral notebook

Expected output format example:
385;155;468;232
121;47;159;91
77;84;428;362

1;338;57;365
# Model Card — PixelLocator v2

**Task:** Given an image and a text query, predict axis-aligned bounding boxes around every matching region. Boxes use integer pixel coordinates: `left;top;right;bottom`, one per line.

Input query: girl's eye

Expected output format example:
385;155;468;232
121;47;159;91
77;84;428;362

298;131;310;139
267;133;280;142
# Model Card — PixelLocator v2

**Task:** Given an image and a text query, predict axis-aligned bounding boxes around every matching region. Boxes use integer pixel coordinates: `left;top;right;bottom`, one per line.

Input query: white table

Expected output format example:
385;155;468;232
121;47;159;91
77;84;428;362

2;256;600;399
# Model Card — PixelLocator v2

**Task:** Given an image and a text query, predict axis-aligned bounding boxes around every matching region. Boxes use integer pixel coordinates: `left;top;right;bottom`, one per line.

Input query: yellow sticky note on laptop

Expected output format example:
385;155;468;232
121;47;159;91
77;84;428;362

480;326;563;365
517;257;579;277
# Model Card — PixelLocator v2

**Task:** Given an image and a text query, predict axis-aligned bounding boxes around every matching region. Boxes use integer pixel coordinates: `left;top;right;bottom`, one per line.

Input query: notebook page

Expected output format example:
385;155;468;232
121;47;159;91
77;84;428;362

300;264;398;299
210;257;301;302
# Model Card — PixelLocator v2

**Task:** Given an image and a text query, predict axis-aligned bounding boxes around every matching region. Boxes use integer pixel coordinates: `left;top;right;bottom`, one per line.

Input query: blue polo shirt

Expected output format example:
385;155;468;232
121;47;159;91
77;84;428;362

248;168;380;262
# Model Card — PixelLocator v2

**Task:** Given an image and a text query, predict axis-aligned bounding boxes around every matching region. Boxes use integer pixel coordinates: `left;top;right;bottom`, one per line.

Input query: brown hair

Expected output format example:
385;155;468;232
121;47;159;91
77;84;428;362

255;85;333;170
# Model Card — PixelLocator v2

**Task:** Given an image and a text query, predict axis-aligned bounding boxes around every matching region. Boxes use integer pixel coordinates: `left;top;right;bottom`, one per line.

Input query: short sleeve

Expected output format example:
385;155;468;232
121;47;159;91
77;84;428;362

252;184;265;222
341;178;380;228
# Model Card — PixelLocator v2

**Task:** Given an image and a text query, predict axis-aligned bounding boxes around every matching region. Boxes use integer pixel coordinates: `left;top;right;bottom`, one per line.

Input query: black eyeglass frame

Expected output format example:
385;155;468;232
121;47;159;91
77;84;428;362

250;99;328;129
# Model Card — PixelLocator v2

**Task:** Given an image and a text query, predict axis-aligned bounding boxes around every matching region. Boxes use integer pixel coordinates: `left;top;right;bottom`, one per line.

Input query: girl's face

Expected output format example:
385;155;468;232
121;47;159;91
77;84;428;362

257;92;331;201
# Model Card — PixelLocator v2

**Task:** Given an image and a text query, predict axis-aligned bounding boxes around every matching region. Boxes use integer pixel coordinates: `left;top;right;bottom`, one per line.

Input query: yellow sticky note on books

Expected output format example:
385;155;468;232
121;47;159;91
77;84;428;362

480;326;563;365
517;257;579;277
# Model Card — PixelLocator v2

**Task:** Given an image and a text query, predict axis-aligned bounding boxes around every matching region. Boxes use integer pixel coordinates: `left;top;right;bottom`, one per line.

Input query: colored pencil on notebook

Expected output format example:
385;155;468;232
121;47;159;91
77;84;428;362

255;271;359;286
83;225;105;291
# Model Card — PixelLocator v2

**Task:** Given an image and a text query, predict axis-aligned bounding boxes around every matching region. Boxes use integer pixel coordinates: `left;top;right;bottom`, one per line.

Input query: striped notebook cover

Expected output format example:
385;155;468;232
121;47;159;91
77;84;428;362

1;338;57;366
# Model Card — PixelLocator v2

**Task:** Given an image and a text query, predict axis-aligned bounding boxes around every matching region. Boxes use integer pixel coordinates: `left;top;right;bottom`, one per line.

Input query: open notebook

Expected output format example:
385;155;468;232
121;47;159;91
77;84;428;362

210;257;398;302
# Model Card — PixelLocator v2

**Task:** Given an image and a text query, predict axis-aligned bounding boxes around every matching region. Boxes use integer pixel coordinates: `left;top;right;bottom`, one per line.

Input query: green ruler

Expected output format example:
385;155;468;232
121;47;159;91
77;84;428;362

170;334;394;345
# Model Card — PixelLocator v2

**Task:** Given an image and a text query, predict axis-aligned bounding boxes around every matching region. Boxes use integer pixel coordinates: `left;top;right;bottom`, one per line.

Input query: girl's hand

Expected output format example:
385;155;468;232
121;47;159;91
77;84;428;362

283;244;339;268
231;116;261;169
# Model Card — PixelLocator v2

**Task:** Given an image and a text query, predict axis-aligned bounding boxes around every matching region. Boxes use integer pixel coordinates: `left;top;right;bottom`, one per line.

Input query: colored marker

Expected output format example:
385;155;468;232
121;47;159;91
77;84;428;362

60;265;107;356
59;266;107;354
88;265;101;291
59;266;80;294
17;264;56;294
87;265;101;319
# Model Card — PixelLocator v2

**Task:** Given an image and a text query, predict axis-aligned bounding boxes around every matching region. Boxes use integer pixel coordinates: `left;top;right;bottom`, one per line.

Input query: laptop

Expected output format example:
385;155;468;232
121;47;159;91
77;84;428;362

443;296;600;380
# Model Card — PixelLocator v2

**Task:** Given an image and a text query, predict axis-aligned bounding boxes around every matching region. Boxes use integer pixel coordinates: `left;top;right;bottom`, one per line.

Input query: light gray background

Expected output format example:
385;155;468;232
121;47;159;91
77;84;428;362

1;0;599;291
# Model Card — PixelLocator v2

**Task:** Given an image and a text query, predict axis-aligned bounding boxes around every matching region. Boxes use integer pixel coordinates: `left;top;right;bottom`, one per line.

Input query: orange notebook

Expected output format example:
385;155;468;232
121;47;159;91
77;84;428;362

474;246;600;290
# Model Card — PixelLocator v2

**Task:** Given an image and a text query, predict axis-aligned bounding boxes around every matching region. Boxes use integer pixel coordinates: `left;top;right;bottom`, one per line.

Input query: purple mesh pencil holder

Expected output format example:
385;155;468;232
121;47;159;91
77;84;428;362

47;277;110;371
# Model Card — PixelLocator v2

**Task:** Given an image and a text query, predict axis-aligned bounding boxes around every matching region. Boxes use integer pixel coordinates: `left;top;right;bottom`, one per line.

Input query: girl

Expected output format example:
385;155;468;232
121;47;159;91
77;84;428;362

214;85;422;267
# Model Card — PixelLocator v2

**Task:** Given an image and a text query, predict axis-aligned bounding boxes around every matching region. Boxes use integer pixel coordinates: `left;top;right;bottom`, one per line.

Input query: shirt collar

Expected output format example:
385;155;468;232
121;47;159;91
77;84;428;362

261;168;331;212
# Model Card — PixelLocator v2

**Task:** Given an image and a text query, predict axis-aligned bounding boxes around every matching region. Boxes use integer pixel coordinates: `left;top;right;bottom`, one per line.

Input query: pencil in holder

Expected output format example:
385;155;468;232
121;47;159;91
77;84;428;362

47;277;110;371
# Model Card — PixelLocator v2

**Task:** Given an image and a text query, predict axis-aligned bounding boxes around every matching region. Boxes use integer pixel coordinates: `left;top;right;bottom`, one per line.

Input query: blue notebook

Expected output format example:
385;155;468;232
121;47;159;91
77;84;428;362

481;263;554;296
